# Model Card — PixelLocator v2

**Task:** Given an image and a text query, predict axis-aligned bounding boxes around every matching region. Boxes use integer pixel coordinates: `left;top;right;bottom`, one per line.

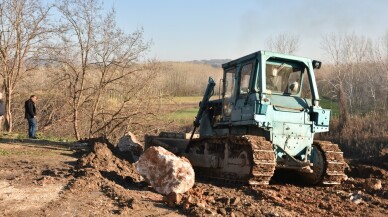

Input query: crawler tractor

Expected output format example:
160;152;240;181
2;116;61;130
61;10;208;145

145;51;347;185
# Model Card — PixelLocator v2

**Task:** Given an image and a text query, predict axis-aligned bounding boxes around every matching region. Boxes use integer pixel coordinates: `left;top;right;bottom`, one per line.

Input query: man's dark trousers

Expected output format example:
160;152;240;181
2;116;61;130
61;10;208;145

27;118;37;138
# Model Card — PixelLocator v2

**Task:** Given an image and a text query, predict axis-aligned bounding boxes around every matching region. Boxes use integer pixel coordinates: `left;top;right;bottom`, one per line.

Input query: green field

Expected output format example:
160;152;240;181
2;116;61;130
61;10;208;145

165;106;197;125
164;96;340;124
169;96;203;104
320;98;339;116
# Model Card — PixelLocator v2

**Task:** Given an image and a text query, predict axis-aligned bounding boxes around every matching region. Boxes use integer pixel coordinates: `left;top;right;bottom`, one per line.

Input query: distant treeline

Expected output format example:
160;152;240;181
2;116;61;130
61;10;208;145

157;62;223;96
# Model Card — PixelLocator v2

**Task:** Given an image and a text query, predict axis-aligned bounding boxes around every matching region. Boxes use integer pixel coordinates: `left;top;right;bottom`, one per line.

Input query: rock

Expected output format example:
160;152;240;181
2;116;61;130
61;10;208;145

195;199;207;208
218;208;227;216
349;191;363;204
164;192;182;205
183;201;190;210
206;196;215;204
35;176;55;186
231;196;241;206
135;146;195;195
364;178;382;191
117;132;144;161
130;199;141;210
205;208;217;215
217;197;230;205
186;195;194;204
231;211;244;217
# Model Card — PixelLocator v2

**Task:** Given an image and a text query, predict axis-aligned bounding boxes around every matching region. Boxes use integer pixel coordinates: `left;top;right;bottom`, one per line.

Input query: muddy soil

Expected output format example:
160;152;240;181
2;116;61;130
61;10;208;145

0;139;386;217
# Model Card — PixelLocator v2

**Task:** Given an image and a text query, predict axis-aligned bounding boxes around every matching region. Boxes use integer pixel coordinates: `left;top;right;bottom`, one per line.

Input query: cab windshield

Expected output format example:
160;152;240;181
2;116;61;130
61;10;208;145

265;60;304;95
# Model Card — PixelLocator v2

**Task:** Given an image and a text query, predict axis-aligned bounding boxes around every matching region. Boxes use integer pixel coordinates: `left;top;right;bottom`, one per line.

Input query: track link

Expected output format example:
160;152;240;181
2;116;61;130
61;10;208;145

314;140;348;185
189;135;276;185
231;136;276;185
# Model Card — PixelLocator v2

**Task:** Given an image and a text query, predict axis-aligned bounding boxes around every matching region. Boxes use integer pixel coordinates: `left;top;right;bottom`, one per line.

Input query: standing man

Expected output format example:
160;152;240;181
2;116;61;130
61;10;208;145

0;93;5;129
25;95;37;139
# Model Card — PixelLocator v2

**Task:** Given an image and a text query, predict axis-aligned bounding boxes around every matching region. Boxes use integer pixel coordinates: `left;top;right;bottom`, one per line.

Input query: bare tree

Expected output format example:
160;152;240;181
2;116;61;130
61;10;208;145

338;84;349;131
321;33;359;112
50;0;102;139
87;10;151;138
266;33;300;54
51;0;153;140
369;31;388;111
0;0;51;132
320;32;387;114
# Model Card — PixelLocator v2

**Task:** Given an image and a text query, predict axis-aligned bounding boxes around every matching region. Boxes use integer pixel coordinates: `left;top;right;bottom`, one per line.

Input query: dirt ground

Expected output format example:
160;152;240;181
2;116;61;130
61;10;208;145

0;139;386;217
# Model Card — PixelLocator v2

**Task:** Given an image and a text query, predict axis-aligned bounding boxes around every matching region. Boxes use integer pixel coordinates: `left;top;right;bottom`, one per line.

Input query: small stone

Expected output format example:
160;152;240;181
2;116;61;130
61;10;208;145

231;196;241;206
205;209;216;215
131;199;141;210
217;197;230;205
195;200;207;208
349;191;363;204
218;208;227;216
186;195;194;204
117;132;144;161
233;211;244;217
364;178;382;191
206;196;215;204
268;212;280;217
183;202;190;210
164;192;182;204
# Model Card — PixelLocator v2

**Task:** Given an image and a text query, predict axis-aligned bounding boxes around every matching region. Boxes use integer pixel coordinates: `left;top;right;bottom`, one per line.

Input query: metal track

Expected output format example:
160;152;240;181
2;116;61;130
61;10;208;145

189;135;276;185
230;136;276;185
313;140;348;185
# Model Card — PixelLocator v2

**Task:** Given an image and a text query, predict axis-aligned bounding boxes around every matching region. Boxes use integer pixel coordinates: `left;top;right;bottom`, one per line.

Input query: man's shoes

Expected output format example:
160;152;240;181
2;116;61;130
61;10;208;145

29;136;38;139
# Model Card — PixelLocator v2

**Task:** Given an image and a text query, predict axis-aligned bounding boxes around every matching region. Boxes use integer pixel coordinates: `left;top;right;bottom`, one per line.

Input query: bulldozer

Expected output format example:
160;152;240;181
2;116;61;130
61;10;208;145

145;50;347;185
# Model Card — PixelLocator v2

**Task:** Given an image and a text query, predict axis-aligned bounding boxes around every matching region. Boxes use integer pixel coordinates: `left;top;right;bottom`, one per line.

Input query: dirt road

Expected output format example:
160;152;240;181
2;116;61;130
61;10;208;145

0;139;386;216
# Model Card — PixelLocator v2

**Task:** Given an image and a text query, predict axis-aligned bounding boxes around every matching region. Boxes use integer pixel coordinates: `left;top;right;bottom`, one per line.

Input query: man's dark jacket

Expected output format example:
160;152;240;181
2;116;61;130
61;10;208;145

25;99;36;119
0;100;5;116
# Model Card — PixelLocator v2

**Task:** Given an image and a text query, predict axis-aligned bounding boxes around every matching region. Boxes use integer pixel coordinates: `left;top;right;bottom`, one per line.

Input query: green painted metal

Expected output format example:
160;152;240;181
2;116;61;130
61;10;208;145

203;50;331;165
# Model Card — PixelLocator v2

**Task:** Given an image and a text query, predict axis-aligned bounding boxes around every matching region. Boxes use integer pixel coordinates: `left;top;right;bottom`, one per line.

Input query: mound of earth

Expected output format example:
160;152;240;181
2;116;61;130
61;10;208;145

1;139;386;216
68;140;388;216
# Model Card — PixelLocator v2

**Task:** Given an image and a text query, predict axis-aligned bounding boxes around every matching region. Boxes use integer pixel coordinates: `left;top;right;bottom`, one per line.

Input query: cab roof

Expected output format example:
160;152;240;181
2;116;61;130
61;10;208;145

222;50;316;69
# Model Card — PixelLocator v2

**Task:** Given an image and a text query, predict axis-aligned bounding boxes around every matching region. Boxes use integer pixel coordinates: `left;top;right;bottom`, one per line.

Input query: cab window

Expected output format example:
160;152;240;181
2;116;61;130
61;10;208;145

224;68;236;98
265;60;303;95
223;68;236;117
240;63;253;95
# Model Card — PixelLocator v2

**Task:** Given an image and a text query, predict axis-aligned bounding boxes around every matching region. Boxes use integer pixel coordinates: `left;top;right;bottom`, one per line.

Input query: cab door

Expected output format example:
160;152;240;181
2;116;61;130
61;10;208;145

221;67;237;122
222;61;256;123
236;61;255;121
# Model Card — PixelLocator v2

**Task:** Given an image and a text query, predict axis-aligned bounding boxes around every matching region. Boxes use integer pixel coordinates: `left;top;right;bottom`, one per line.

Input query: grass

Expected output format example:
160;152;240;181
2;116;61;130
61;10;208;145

163;96;340;124
165;107;198;125
168;96;220;104
0;149;62;156
169;96;202;104
320;97;339;116
160;96;201;125
1;132;75;143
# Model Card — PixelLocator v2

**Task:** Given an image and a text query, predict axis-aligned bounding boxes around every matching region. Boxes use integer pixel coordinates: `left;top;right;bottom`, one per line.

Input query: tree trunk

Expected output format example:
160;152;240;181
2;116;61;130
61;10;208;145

73;109;80;140
338;84;349;131
88;90;101;138
4;89;13;132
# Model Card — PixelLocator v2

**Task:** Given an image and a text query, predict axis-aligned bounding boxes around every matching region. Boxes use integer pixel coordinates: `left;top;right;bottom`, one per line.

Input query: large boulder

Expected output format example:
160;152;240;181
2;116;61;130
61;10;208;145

135;146;195;195
117;132;143;162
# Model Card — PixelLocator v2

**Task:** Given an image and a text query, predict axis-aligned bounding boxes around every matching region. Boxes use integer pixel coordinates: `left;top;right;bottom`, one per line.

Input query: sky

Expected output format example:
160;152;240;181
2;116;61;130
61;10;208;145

106;0;388;61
